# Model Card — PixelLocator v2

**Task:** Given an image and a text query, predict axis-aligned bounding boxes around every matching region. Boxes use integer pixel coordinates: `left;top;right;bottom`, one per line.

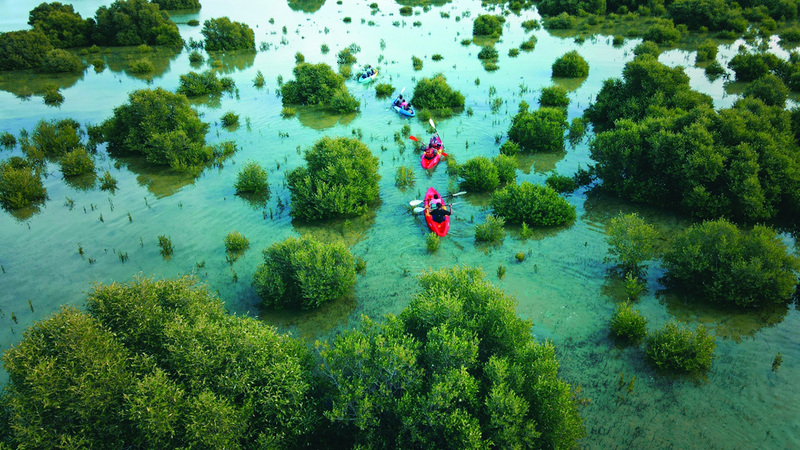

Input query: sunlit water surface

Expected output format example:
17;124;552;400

0;0;798;447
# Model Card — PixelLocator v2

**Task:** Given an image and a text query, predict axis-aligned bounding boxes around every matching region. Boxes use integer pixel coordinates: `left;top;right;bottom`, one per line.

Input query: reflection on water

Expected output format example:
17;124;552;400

259;291;357;341
292;210;377;248
0;69;85;98
206;50;256;74
516;149;566;174
394;0;452;6
552;76;587;92
295;106;357;130
287;0;326;13
63;172;97;191
116;156;197;198
658;288;790;342
102;46;181;80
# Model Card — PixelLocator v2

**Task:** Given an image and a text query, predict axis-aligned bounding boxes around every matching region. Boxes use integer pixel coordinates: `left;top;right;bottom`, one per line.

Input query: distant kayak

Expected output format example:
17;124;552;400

393;103;415;117
358;70;378;83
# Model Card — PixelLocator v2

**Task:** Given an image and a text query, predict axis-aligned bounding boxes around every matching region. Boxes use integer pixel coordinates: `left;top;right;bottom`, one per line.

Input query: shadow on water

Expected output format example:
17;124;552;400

552;76;587;92
102;46;181;81
656;288;791;342
292;209;377;248
0;69;85;98
259;290;357;342
287;0;326;13
295;106;357;130
114;156;197;198
516;150;567;174
206;50;256;75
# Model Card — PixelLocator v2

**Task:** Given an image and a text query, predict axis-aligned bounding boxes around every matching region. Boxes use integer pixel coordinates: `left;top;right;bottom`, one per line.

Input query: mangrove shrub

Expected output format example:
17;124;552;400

59;147;95;176
1;276;315;448
234;161;269;196
507;103;568;152
0;157;47;210
280;62;359;113
662;219;799;308
93;0;183;47
318;266;585;448
458;156;499;192
610;302;648;343
645;321;716;376
473;14;505;37
177;70;235;97
151;0;201;9
201;17;255;51
411;73;465;110
0;29;53;70
605;212;659;276
490;181;575;226
286;136;380;221
28;2;92;48
100;87;237;173
253;236;356;309
552;50;589;78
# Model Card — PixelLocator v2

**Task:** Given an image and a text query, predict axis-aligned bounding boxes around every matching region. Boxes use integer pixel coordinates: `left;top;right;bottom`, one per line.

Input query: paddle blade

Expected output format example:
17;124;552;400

449;191;467;198
441;152;449;157
413;207;425;214
408;135;420;142
409;199;423;207
400;86;406;95
429;118;436;129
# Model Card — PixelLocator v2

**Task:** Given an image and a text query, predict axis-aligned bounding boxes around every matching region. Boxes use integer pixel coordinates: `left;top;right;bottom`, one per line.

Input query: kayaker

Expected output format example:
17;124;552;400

394;95;404;107
427;202;451;223
423;145;437;160
429;135;442;149
429;193;443;206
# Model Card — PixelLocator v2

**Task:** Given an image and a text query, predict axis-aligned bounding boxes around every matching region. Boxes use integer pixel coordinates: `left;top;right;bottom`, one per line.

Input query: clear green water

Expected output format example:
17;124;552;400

1;0;798;447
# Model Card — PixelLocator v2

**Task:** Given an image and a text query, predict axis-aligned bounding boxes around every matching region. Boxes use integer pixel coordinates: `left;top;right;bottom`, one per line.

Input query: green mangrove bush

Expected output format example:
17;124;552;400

490;181;576;226
610;302;648;343
0;157;47;210
539;85;569;107
28;2;92;48
0;30;53;70
473;14;505;37
177;70;235;97
411;73;465;111
253;236;356;309
201;17;255;51
59;147;95;177
39;49;82;73
475;214;506;243
605;212;658;276
224;231;249;254
508;102;568;152
286;136;380;221
318;266;585;448
552;50;589;78
93;0;183;47
280;62;359;113
662;219;799;308
545;173;577;193
645;321;716;376
234;161;269;196
458;156;499;192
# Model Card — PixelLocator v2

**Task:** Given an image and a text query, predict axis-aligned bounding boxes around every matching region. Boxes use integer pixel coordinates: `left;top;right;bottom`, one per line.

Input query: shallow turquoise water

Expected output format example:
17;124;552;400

0;0;798;447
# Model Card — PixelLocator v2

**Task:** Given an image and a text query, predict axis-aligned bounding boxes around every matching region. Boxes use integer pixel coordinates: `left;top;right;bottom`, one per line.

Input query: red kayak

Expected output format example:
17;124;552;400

424;187;450;236
420;135;445;169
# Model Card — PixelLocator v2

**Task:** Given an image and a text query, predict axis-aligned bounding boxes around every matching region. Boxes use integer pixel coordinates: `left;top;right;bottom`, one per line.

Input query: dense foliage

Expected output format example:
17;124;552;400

317;266;585;448
605;212;659;275
458;156;499;192
610;302;648;343
234;161;269;196
201;17;255;51
662;219;799;308
28;2;92;48
472;14;505;37
0;30;53;70
286;136;380;221
93;0;183;47
490;181;576;226
59;147;95;176
39;48;83;72
100;88;237;173
176;70;235;97
29;118;82;159
545;173;577;193
475;214;506;242
151;0;201;9
410;73;465;110
552;50;589;78
253;236;356;310
0;157;47;210
586;55;800;223
645;321;716;376
507;102;568;152
280;62;360;113
1;277;315;448
539;85;570;107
